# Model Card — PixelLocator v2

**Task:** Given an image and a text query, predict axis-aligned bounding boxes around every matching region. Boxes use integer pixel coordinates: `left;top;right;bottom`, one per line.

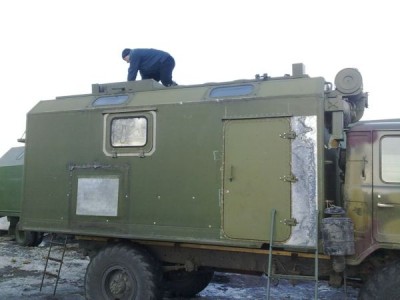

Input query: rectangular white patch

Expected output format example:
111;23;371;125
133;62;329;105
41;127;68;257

76;176;119;216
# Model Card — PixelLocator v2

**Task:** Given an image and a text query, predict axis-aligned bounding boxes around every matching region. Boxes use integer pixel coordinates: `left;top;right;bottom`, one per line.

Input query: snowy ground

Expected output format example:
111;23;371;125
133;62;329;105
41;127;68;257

0;217;360;299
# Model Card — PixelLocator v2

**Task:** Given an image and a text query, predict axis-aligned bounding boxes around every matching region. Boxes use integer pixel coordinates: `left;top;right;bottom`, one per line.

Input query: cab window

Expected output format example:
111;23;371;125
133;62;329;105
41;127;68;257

381;136;400;182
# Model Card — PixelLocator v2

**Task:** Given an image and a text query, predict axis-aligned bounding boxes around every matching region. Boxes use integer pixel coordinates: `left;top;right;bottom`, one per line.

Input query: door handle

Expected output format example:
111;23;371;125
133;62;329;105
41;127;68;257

228;165;234;182
377;203;395;208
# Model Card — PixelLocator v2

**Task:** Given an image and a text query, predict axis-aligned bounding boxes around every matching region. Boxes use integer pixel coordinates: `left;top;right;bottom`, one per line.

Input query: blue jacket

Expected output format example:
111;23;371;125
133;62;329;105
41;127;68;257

127;48;171;81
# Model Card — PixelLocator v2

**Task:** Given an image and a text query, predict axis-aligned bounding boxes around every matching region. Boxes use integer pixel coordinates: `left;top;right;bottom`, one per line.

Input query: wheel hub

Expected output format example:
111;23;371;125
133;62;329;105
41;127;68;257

109;271;128;295
104;267;135;298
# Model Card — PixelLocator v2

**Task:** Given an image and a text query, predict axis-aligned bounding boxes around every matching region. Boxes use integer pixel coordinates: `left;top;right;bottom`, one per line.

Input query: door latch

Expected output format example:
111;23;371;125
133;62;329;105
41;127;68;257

280;131;296;139
283;218;298;226
280;174;298;182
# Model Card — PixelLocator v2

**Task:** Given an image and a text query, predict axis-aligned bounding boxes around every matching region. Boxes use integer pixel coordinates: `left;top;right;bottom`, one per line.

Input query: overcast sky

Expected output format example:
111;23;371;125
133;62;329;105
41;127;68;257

0;0;398;156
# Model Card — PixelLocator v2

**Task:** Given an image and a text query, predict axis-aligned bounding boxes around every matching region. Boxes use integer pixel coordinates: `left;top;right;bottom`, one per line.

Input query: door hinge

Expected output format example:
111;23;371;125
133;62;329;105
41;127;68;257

283;218;298;226
280;174;298;182
279;131;296;139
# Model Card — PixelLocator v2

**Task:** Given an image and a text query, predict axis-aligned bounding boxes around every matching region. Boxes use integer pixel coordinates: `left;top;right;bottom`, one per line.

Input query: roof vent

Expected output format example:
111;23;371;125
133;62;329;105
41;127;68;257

292;63;306;77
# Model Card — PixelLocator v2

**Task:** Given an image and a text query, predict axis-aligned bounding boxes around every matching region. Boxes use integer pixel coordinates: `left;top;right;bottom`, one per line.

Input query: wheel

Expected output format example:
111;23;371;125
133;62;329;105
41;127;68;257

358;260;400;299
15;222;38;247
7;216;18;235
164;269;214;297
33;232;44;246
85;244;162;300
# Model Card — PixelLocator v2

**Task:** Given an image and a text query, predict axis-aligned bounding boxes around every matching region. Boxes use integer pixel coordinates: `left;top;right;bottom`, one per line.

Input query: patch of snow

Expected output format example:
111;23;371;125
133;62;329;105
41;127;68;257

0;234;359;299
0;216;9;230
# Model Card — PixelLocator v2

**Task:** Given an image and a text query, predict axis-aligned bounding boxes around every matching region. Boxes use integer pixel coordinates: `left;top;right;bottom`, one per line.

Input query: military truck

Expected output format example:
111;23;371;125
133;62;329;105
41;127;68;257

0;146;43;246
7;63;399;299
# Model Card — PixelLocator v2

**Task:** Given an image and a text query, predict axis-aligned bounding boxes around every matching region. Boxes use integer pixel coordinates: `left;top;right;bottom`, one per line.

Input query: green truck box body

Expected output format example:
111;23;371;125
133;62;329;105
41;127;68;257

20;74;326;248
20;65;365;251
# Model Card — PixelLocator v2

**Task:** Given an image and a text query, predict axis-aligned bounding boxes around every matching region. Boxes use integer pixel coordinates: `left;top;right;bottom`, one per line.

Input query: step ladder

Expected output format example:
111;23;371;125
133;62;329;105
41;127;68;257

40;234;68;295
266;209;320;299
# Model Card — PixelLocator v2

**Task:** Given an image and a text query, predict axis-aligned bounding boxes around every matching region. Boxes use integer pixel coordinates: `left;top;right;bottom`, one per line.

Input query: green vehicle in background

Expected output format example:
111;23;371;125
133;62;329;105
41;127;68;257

0;146;43;246
2;63;400;299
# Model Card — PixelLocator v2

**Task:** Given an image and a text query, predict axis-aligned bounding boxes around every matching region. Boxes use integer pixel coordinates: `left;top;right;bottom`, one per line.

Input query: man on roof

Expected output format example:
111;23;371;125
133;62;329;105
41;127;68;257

122;48;177;87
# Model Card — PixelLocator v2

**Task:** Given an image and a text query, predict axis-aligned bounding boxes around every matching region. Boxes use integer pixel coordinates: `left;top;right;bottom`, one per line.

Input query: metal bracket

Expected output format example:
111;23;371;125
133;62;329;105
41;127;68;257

255;73;269;80
280;174;298;183
280;131;297;139
283;218;298;226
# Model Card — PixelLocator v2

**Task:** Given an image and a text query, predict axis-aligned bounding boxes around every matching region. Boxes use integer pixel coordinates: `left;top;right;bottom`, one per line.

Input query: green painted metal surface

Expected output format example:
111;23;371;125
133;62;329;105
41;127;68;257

19;66;365;249
345;120;400;264
0;147;24;217
223;118;291;241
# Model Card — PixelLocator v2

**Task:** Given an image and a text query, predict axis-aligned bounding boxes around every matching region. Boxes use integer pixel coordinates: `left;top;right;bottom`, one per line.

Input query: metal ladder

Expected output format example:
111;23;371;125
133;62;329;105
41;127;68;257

266;209;320;299
40;234;68;295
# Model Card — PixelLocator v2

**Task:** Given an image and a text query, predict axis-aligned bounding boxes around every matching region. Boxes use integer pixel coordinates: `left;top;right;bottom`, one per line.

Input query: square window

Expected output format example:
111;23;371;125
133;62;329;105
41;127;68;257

111;117;147;147
103;111;155;157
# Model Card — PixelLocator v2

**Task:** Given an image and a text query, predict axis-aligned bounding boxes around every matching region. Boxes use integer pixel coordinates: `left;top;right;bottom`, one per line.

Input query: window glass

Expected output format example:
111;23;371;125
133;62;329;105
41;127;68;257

111;117;147;147
93;95;129;106
381;136;400;182
209;84;254;98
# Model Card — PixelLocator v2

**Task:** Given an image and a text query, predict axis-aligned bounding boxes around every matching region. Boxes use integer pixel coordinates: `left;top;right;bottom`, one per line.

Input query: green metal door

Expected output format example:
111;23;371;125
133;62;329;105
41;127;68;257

223;118;292;242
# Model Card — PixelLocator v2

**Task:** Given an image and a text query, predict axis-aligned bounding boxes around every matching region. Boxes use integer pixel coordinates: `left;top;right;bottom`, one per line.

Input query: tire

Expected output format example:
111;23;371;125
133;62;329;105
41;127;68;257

15;222;37;247
358;260;400;299
85;244;162;300
164;269;214;297
33;232;44;246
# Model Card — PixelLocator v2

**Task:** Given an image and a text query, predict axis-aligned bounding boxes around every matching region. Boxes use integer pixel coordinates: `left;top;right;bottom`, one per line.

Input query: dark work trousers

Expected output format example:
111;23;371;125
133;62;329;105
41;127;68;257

141;56;175;86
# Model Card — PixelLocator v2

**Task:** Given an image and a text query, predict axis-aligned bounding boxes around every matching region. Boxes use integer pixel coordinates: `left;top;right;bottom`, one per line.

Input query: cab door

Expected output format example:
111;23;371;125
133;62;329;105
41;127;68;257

373;132;400;244
223;117;292;242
